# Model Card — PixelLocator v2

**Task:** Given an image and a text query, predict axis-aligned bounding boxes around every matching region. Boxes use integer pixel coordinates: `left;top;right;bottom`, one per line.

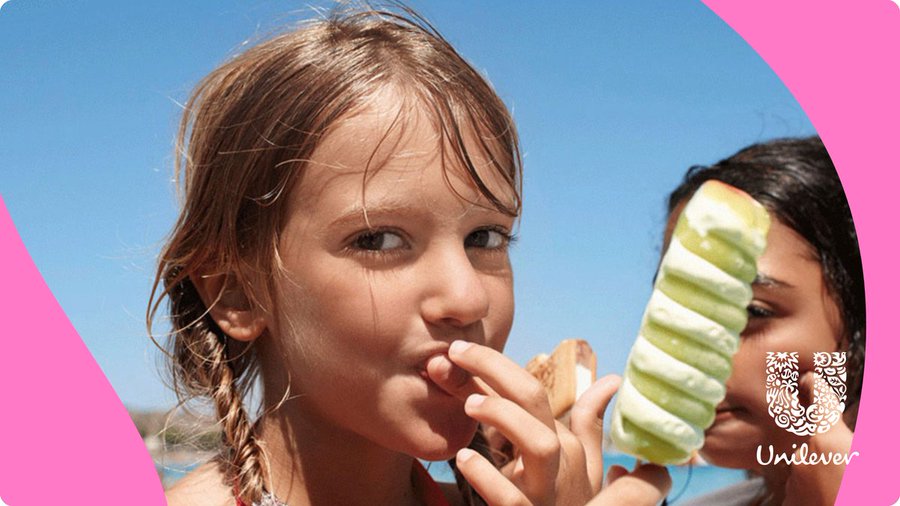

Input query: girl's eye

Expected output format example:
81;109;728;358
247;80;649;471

747;304;774;318
352;230;405;251
465;228;512;249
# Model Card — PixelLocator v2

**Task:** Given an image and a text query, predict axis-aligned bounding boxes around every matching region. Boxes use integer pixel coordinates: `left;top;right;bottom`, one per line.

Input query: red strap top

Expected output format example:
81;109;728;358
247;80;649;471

235;459;452;506
412;459;453;506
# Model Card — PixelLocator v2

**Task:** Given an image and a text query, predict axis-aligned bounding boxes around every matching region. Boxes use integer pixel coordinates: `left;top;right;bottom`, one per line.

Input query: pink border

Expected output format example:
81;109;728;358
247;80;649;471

702;0;900;504
0;196;166;504
0;2;897;504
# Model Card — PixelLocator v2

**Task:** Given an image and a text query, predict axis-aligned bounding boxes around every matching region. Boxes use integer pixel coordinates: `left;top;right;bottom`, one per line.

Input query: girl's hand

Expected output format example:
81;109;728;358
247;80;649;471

589;464;671;506
782;372;855;506
426;340;671;505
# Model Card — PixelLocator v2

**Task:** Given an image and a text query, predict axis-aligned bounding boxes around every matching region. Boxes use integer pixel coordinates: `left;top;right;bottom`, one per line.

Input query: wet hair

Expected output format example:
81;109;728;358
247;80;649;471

147;4;520;504
667;136;865;417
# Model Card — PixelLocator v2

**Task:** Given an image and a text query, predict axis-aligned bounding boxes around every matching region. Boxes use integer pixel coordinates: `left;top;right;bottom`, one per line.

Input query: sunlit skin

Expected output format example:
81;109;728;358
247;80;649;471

664;202;853;505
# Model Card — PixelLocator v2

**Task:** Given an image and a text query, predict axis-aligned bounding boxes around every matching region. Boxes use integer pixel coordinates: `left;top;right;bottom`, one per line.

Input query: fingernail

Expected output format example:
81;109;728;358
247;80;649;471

466;394;486;409
449;340;473;357
457;448;476;463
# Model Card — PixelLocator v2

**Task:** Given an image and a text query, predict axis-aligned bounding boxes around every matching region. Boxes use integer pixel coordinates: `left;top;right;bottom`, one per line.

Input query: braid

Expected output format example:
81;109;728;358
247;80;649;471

197;322;267;505
158;272;268;505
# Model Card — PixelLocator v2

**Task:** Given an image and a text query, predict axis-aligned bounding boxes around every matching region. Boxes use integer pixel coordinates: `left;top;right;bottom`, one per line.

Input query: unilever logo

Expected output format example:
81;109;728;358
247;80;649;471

757;351;858;466
766;351;847;436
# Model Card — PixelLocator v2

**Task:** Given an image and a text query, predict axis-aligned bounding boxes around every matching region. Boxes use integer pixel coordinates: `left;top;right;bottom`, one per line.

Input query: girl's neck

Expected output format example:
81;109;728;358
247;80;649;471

255;406;422;506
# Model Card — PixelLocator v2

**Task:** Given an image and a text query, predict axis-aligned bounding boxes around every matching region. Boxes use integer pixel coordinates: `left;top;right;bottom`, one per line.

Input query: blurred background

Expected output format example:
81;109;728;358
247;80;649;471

0;0;815;499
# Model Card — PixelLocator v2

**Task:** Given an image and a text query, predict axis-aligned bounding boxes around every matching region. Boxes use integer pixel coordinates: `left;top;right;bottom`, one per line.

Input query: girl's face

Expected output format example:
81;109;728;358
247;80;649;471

260;89;516;461
664;207;845;470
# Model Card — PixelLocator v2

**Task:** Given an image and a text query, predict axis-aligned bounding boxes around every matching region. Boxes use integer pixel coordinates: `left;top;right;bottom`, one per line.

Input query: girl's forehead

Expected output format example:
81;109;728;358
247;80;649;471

314;90;440;174
289;88;515;213
755;219;820;285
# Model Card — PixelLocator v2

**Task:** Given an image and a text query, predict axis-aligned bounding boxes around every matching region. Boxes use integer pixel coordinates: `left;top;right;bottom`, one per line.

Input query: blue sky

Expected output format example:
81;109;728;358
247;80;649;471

0;1;815;411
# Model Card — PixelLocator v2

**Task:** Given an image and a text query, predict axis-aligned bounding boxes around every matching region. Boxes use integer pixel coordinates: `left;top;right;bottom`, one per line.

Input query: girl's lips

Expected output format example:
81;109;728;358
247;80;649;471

713;406;747;422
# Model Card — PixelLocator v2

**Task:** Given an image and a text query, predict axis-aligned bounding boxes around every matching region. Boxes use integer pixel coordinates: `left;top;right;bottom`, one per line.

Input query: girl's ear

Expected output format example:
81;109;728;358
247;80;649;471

191;272;267;342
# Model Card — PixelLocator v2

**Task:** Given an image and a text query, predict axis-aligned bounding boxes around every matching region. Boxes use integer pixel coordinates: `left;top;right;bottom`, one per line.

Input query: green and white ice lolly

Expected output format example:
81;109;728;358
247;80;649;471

610;180;771;465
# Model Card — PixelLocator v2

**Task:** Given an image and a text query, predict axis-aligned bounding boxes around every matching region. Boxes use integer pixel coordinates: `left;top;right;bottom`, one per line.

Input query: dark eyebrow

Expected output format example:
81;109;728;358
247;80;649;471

753;273;794;289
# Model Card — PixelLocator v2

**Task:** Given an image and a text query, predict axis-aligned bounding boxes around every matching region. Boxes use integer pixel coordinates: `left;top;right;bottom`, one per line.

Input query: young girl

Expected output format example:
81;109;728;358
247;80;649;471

660;137;864;505
149;6;669;506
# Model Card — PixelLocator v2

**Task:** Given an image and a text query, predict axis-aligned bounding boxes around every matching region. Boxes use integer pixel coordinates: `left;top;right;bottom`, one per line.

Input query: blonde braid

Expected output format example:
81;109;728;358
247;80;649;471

157;272;269;505
191;315;267;505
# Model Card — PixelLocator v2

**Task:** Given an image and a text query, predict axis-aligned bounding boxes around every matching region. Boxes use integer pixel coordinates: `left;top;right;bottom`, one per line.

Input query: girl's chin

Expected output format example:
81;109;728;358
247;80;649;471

416;446;464;462
412;418;479;461
700;422;765;468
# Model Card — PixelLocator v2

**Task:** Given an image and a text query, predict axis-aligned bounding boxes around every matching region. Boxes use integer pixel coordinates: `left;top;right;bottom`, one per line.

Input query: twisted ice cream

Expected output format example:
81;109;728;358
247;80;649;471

610;180;770;464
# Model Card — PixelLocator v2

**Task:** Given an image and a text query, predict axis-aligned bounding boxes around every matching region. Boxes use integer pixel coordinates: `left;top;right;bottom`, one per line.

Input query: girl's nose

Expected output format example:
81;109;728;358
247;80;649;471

420;245;490;329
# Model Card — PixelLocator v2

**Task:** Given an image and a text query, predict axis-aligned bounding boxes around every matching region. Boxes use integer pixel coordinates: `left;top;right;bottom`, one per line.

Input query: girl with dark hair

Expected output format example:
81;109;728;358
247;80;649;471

665;137;864;505
149;4;670;505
